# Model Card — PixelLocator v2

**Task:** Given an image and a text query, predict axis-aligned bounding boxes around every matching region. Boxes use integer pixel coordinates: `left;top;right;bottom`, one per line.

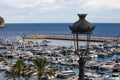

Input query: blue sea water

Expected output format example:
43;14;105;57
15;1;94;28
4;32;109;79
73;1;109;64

0;23;120;38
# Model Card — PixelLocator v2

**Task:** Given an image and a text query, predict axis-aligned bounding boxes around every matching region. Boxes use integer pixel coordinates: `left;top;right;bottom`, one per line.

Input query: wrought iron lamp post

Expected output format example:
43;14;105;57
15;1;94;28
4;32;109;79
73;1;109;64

69;14;95;80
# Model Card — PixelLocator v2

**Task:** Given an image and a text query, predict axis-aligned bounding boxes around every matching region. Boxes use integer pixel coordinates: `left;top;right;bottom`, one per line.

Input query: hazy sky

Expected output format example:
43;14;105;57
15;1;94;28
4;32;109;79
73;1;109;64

0;0;120;23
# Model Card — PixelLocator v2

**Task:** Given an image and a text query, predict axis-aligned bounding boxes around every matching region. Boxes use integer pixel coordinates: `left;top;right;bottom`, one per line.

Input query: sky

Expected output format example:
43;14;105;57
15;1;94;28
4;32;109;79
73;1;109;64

0;0;120;23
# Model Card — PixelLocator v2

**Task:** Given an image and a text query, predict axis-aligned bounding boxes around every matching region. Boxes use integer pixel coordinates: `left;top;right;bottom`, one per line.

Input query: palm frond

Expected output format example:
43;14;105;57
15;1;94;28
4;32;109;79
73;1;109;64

32;57;55;80
4;69;17;80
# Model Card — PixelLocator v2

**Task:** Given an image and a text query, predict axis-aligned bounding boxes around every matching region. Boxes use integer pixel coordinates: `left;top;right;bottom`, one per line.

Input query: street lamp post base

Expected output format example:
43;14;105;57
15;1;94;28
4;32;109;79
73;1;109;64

78;57;86;80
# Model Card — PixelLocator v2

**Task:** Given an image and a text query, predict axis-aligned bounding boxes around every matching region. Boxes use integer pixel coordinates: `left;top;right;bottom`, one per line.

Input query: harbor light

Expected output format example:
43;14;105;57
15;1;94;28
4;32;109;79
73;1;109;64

69;14;95;80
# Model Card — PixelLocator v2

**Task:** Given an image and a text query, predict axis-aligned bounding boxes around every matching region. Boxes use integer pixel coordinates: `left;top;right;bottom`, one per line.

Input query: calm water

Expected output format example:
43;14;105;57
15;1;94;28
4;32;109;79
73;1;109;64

0;23;120;38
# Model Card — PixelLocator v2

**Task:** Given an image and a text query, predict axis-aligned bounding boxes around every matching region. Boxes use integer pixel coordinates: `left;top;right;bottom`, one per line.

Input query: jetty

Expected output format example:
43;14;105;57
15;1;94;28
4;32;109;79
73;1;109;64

24;34;120;42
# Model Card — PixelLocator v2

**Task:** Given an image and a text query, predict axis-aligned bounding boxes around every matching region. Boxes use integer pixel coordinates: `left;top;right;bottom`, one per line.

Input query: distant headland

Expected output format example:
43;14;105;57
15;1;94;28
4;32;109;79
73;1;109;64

0;16;5;28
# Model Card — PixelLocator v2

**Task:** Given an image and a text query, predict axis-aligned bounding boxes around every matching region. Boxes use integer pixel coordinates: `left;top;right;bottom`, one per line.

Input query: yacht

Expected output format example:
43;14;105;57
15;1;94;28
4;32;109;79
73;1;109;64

108;73;120;80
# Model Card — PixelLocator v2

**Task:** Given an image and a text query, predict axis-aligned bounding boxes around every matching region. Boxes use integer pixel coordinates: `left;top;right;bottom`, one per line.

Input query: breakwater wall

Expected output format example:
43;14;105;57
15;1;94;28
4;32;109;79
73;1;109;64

24;34;120;42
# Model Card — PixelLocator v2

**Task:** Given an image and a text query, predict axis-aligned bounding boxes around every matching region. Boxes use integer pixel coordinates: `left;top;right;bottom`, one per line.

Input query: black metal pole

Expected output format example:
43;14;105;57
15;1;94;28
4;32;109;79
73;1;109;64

78;57;85;80
76;34;86;80
76;34;79;51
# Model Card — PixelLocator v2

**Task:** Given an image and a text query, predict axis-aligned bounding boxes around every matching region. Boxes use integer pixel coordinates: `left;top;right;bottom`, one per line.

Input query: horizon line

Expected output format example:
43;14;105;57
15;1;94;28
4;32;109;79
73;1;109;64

5;22;120;24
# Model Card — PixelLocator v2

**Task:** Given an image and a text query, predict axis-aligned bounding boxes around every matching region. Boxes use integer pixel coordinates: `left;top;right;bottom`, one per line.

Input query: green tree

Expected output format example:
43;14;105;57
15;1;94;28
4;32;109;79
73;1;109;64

14;59;27;80
22;69;35;80
32;57;55;80
4;69;17;80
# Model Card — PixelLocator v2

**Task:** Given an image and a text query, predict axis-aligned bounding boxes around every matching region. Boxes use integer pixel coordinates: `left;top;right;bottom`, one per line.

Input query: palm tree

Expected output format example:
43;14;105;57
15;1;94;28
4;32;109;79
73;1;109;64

32;57;55;80
4;69;17;80
22;69;35;80
14;59;27;80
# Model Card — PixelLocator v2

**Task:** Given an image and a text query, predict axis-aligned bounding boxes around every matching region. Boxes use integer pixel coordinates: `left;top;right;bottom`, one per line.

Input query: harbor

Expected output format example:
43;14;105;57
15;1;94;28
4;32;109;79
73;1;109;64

0;37;120;80
0;17;120;80
0;0;120;79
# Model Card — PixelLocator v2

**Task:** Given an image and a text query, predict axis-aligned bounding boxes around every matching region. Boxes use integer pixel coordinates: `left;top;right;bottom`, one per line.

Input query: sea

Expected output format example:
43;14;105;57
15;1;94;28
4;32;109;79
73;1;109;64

0;23;120;38
0;23;120;80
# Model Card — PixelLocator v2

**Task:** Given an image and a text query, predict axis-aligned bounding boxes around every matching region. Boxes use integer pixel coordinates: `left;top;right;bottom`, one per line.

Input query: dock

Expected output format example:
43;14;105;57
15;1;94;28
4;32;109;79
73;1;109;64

24;34;120;42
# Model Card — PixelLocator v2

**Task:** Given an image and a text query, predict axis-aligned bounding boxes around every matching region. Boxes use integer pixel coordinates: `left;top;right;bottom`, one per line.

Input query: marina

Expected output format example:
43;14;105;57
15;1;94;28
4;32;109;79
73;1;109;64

0;37;120;80
0;0;120;79
0;21;120;80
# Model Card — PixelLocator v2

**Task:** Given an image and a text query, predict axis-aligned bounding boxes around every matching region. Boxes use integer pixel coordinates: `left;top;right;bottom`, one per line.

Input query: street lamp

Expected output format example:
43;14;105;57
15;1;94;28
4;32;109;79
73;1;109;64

69;14;95;80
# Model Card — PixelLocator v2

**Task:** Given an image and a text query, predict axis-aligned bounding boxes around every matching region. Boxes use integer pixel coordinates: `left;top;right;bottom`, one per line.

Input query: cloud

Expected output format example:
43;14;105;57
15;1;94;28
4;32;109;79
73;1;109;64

0;0;120;23
0;0;55;9
81;0;120;10
0;0;61;16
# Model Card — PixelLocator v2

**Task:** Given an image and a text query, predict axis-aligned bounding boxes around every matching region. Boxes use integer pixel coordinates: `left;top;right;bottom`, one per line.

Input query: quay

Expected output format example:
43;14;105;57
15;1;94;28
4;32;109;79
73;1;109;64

24;34;120;42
